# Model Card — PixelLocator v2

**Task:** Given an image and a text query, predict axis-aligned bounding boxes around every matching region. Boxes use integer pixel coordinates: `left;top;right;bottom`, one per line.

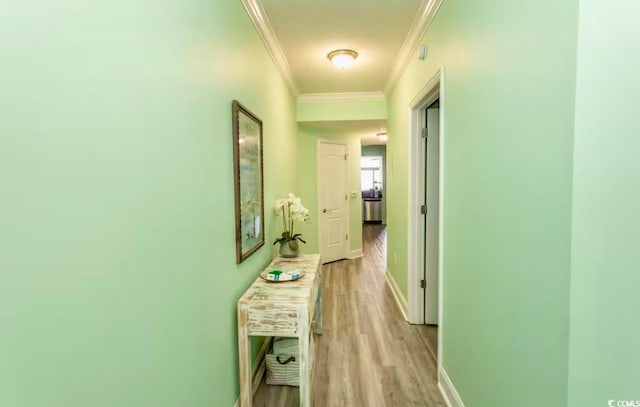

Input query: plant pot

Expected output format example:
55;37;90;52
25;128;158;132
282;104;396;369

279;239;299;258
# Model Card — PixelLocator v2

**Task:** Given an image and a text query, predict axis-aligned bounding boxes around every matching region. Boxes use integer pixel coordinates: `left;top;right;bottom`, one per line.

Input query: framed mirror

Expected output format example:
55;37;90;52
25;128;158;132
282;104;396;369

232;100;265;264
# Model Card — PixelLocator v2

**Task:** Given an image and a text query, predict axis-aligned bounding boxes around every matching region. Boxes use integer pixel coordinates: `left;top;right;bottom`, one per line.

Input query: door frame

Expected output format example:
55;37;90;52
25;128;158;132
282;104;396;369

317;139;350;262
407;67;445;368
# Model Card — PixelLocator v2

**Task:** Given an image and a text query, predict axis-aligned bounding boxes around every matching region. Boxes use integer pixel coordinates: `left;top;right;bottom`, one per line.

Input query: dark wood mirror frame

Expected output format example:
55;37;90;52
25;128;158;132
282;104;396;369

232;100;265;264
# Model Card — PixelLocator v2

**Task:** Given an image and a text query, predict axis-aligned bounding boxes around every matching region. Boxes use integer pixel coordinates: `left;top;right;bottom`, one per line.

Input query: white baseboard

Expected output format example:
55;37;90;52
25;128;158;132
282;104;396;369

385;269;409;321
233;337;273;407
348;248;363;259
438;368;465;407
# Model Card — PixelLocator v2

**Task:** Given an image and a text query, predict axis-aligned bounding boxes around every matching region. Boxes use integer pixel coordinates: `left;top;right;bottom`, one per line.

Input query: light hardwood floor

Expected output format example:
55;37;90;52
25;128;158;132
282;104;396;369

253;224;445;407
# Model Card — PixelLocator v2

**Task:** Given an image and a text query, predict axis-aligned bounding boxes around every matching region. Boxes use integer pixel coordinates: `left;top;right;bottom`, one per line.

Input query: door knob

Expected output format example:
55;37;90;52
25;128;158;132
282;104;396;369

323;209;327;213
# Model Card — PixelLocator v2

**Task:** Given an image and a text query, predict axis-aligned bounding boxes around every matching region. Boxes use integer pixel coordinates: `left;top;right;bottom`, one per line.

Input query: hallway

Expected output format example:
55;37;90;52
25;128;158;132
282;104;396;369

254;225;445;406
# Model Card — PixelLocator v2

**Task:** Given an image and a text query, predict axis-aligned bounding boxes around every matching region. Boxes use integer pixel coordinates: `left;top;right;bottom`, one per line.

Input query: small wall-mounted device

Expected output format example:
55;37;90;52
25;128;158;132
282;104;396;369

418;44;428;60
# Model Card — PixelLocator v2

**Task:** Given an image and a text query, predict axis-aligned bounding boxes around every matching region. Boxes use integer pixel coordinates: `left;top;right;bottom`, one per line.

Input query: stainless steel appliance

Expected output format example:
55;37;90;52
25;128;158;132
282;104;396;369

363;198;382;223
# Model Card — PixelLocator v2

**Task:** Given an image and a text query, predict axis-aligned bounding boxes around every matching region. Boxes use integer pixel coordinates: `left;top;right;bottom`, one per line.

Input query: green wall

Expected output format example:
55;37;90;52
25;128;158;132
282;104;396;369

361;145;387;224
0;1;297;406
297;100;387;122
386;0;579;405
297;125;363;256
568;0;640;405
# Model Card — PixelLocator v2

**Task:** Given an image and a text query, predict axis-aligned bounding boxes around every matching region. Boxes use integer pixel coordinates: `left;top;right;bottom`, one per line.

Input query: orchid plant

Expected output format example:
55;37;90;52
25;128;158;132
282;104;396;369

273;193;310;249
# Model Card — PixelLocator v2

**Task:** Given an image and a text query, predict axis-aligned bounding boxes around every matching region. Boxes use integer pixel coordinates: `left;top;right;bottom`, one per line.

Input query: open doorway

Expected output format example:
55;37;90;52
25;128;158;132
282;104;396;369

361;154;384;224
361;135;387;267
408;68;445;379
421;99;440;363
424;99;440;326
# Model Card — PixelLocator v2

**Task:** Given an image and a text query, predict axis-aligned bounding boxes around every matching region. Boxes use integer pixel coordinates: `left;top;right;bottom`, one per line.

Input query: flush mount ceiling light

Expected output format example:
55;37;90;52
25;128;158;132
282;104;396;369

377;132;388;142
327;49;358;70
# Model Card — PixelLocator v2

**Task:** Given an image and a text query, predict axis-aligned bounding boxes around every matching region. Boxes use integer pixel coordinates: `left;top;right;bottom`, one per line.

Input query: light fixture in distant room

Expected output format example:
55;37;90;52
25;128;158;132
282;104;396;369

377;132;388;142
327;49;358;69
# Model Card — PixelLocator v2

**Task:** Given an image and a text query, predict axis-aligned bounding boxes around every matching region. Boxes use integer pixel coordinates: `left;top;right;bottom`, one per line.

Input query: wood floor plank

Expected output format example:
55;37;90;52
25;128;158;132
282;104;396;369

252;224;444;406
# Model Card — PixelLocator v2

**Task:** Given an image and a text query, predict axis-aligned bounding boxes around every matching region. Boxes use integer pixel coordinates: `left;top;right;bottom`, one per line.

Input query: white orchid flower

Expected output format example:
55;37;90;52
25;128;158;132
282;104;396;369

274;199;287;214
274;193;311;246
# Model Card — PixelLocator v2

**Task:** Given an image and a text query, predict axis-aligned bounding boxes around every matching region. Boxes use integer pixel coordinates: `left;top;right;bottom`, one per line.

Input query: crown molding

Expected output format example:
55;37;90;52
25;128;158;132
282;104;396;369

298;91;386;103
384;0;444;97
240;0;299;96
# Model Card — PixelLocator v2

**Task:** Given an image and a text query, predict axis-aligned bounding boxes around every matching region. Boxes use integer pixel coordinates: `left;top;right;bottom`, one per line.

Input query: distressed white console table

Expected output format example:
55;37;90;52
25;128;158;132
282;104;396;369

237;254;322;407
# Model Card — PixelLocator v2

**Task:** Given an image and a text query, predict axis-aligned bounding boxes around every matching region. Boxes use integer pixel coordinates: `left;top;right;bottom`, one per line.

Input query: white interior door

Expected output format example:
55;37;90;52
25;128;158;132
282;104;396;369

425;108;440;325
318;141;348;263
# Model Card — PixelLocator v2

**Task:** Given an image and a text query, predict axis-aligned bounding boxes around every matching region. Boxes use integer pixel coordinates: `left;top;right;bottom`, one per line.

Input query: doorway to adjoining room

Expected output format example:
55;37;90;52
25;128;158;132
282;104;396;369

407;68;445;379
361;137;387;278
361;154;384;225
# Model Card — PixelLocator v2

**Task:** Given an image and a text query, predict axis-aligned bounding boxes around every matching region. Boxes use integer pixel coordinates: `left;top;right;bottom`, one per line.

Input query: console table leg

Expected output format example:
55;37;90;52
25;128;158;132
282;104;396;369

238;307;252;407
298;304;311;407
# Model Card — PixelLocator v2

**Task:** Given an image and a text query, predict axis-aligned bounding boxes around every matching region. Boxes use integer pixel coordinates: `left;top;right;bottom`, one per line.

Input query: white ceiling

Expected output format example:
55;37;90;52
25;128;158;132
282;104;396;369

244;0;442;145
261;0;425;94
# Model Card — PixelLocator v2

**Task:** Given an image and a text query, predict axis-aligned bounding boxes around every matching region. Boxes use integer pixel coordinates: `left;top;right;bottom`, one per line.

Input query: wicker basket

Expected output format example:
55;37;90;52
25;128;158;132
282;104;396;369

265;337;300;386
